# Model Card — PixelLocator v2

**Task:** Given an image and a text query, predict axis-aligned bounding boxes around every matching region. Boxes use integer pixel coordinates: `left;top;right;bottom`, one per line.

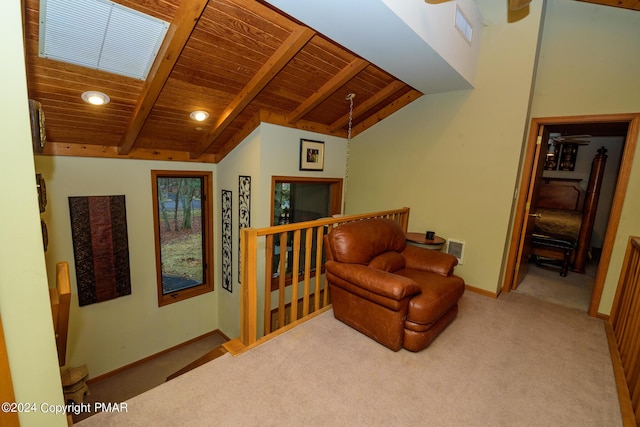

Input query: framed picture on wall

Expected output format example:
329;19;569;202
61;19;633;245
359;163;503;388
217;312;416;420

299;139;324;171
559;143;579;171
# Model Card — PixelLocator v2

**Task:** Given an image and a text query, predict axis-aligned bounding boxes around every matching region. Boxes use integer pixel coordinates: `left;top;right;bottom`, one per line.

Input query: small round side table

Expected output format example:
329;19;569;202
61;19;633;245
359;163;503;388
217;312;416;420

405;232;446;251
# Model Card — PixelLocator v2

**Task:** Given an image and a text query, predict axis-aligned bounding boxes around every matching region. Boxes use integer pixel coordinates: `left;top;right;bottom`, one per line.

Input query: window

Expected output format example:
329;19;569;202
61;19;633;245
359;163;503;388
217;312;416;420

151;170;213;306
272;177;343;226
271;176;343;288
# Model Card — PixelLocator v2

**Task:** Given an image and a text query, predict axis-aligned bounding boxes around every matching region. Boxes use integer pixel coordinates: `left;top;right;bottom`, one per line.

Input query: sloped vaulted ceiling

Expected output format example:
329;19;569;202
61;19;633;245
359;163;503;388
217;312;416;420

23;0;423;163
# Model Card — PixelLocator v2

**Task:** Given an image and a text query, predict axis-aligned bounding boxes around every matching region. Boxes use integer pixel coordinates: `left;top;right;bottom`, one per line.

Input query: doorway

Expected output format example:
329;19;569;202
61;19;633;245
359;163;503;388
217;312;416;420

502;113;640;317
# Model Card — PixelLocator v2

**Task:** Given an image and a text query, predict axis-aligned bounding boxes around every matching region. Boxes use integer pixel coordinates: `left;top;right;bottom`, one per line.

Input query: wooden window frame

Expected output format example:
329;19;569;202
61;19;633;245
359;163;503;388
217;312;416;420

270;176;343;290
151;170;214;306
271;176;343;226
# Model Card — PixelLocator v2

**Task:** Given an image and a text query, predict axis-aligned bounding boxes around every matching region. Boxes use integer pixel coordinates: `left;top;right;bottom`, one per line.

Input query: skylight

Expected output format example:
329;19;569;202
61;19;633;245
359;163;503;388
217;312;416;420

455;5;473;45
39;0;169;80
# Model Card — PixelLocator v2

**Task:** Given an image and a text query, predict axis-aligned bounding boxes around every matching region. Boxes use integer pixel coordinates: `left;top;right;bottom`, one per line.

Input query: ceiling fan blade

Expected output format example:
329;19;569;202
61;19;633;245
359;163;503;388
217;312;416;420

563;134;592;139
552;137;591;145
565;140;591;145
509;0;532;10
553;134;592;141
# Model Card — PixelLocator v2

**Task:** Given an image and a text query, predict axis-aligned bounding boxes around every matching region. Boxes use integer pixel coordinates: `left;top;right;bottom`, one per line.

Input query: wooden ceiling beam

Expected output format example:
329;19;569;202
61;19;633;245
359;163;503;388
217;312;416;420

43;141;216;163
260;110;347;137
118;0;209;155
286;58;369;125
329;80;408;132
190;26;316;159
576;0;640;11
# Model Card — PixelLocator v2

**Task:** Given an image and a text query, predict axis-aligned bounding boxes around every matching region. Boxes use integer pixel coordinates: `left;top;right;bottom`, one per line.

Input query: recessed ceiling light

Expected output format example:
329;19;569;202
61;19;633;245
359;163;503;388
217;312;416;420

190;110;209;121
81;91;110;105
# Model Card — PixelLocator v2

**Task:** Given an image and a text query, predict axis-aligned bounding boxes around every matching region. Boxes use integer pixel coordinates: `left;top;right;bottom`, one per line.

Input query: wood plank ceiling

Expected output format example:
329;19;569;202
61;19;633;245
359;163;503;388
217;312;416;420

23;0;421;163
577;0;640;11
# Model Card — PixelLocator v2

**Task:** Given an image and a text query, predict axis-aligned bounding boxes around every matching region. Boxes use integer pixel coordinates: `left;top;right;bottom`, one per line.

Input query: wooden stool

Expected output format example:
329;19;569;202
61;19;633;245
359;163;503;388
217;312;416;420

61;365;90;404
531;233;576;277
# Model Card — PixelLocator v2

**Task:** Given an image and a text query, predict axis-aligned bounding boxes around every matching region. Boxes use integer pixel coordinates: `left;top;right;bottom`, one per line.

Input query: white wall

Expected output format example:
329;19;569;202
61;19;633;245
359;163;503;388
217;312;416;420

0;0;66;425
382;0;482;87
34;156;218;377
345;0;544;294
216;128;262;338
530;0;640;313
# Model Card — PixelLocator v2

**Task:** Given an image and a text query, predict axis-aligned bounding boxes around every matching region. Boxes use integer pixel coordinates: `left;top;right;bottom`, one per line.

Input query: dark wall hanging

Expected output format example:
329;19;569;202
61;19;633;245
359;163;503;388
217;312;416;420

36;173;47;213
37;173;48;251
222;189;233;292
68;195;131;306
238;176;251;283
559;144;579;171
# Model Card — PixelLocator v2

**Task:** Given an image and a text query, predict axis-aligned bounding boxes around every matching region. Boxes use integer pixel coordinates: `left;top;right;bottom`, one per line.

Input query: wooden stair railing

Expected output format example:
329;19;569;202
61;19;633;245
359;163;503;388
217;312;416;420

50;261;71;366
232;207;410;354
0;314;19;427
607;236;640;426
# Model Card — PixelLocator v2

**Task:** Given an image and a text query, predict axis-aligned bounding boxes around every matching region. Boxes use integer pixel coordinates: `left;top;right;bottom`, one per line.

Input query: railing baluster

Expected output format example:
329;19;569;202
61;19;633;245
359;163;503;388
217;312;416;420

278;232;287;329
315;225;325;312
302;227;313;318
264;234;274;335
290;230;301;323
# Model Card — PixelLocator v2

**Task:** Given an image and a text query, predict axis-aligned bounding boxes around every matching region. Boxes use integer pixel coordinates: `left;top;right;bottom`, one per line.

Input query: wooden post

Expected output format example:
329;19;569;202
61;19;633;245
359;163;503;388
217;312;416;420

53;262;71;366
240;228;258;345
573;147;607;273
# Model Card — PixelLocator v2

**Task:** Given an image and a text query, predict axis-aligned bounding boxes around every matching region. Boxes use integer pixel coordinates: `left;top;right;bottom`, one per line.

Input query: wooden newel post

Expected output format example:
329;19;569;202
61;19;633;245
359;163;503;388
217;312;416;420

240;227;258;346
573;147;608;273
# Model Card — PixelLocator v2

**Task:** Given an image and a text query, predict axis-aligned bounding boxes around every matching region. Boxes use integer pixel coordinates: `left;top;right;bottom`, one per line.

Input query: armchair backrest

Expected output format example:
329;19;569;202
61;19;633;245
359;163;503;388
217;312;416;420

327;218;407;265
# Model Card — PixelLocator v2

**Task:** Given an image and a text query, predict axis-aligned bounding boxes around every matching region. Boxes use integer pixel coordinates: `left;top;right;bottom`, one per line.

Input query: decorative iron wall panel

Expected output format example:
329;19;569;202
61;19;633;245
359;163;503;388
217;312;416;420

238;176;251;283
221;189;233;292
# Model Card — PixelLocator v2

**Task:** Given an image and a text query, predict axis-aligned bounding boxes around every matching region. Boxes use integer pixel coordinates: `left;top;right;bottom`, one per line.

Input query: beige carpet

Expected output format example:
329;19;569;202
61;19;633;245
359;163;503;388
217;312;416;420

515;259;597;312
77;292;621;426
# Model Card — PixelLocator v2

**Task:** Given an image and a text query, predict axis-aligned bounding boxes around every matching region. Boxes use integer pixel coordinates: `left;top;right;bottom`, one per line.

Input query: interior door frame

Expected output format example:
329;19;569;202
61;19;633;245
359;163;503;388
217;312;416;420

512;125;550;289
0;315;19;427
502;113;640;317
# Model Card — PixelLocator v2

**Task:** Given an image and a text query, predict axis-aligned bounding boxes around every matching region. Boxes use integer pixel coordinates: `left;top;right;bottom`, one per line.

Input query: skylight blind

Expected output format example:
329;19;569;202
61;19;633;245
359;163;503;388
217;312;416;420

39;0;169;80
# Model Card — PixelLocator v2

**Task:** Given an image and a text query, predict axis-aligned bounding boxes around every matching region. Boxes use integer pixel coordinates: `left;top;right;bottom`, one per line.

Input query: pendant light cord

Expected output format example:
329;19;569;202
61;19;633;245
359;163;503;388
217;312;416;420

344;93;355;213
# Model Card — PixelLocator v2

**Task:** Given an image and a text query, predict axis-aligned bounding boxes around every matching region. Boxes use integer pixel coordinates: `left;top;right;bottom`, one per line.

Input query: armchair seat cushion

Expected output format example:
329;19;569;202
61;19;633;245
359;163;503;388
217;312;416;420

397;269;465;326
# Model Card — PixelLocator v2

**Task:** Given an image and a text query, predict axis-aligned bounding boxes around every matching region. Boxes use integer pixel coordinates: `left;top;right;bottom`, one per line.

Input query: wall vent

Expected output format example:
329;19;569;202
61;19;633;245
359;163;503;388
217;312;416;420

39;0;169;80
446;239;466;265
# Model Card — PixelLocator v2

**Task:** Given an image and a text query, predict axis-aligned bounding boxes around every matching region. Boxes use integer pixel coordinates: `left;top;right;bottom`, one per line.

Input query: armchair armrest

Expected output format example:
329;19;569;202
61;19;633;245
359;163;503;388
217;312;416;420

325;260;421;300
402;245;458;276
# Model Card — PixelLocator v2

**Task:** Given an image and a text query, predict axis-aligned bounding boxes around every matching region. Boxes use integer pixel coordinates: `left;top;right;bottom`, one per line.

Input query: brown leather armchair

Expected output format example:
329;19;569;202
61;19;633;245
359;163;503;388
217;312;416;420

325;218;465;352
